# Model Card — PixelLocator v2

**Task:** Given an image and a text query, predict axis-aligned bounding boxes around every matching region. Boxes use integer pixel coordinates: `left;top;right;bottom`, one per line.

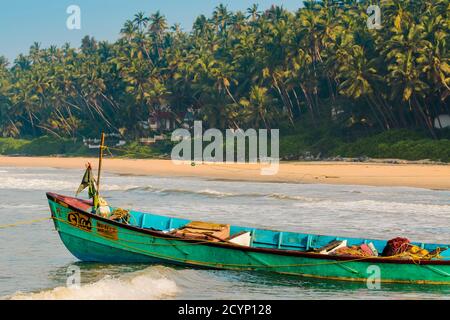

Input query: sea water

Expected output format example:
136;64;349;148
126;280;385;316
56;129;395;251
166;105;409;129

1;166;450;299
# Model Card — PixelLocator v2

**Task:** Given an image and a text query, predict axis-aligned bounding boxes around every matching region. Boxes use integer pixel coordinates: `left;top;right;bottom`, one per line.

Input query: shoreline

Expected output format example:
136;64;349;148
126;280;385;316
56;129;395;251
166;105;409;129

0;156;449;190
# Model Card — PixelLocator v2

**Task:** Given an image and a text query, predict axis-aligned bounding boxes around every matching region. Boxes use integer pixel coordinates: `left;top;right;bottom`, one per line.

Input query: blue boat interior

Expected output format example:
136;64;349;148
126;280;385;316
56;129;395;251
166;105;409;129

113;207;450;260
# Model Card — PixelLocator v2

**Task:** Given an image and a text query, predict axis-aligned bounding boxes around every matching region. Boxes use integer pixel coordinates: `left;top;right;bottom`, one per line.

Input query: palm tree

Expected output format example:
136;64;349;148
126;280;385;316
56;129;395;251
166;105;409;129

133;12;149;32
212;4;231;33
240;85;273;129
13;54;31;72
247;4;260;22
384;22;437;137
149;11;168;38
120;20;136;41
193;15;209;36
337;45;391;129
149;11;168;59
29;42;42;64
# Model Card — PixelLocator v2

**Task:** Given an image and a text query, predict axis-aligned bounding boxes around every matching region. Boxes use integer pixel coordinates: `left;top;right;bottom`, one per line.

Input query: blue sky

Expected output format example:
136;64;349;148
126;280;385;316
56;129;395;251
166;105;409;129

0;0;303;63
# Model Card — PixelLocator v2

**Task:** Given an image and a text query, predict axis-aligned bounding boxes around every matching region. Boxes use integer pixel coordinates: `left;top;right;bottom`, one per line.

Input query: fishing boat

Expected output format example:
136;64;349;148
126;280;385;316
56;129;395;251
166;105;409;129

46;134;450;285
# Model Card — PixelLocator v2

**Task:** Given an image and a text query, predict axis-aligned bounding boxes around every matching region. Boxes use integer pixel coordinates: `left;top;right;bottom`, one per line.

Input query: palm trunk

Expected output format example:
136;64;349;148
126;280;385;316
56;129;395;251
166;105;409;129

368;94;390;130
365;97;386;130
281;86;295;125
292;88;302;114
271;75;290;117
300;83;316;124
413;95;437;139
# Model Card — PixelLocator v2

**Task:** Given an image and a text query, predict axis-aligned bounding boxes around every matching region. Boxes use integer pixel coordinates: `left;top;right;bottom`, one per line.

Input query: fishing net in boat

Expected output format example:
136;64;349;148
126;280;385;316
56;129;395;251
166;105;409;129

326;237;446;260
379;237;445;260
331;245;375;257
381;237;410;256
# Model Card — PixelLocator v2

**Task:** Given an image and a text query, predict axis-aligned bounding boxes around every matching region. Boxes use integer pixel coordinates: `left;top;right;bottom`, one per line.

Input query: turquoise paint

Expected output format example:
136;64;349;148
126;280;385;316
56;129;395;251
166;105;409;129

47;193;450;284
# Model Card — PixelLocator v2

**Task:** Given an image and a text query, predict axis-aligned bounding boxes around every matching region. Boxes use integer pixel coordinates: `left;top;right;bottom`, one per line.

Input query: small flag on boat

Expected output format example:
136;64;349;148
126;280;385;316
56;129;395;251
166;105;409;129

76;163;97;199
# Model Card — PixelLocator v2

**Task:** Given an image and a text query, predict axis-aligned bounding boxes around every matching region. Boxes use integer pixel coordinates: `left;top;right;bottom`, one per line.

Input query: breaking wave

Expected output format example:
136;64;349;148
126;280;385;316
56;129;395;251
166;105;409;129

9;266;179;300
0;176;322;202
266;193;319;202
126;185;321;201
130;186;236;197
0;177;138;192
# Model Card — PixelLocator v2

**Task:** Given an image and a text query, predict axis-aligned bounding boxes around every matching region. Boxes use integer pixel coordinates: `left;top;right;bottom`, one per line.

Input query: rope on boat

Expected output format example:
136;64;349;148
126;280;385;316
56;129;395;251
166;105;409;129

107;208;132;224
0;217;50;229
51;216;427;269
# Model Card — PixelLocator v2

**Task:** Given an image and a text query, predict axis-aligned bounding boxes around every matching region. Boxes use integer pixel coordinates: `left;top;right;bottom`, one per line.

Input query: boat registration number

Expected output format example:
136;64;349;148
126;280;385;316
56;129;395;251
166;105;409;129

97;221;118;240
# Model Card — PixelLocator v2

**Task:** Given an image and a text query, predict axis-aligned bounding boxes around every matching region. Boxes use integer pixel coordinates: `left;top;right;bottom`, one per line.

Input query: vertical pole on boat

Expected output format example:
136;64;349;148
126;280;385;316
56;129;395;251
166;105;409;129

97;132;105;196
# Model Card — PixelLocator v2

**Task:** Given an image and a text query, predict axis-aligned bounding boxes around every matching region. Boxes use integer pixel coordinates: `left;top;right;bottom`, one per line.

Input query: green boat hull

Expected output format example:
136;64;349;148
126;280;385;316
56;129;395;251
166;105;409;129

47;193;450;285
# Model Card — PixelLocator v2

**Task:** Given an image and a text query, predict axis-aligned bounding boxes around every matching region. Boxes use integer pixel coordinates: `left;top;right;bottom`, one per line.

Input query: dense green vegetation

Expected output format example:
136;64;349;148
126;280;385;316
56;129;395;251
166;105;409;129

0;1;449;161
280;128;450;162
0;136;171;158
0;136;84;156
2;129;449;162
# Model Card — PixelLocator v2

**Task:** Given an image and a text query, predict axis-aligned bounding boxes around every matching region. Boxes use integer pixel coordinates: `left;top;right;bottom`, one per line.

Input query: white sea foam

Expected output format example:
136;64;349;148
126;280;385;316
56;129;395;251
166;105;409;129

9;267;179;300
129;185;238;197
1;175;318;200
0;177;75;190
127;185;322;201
0;177;138;192
196;189;235;197
266;193;319;202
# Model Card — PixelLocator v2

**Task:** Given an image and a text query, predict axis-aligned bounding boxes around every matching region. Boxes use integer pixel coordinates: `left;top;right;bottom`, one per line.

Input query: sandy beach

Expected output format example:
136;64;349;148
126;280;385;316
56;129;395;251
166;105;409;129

1;156;449;190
